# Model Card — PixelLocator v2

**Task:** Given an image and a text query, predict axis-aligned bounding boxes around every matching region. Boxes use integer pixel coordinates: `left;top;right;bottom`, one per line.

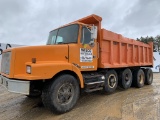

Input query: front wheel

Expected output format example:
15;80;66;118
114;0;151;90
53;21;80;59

42;74;80;114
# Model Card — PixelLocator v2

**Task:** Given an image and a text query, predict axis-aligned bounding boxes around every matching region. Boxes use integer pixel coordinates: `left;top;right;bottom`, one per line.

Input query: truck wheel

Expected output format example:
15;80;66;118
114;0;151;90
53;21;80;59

104;70;118;94
42;74;80;114
133;69;145;88
119;68;132;89
144;68;153;85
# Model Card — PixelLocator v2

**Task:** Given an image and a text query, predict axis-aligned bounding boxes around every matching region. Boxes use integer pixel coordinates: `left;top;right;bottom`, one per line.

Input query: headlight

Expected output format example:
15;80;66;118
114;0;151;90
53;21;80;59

26;66;31;74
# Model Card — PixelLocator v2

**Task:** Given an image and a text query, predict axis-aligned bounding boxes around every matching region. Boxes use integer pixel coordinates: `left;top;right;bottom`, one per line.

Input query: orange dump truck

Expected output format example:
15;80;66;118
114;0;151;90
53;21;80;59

0;14;153;113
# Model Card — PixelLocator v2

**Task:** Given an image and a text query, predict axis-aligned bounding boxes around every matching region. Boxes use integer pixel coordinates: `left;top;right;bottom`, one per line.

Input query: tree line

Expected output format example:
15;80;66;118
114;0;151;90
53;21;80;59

137;35;160;52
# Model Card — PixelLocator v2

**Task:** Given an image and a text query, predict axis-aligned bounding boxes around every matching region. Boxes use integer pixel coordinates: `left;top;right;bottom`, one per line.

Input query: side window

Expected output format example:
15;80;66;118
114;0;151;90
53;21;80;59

81;26;92;44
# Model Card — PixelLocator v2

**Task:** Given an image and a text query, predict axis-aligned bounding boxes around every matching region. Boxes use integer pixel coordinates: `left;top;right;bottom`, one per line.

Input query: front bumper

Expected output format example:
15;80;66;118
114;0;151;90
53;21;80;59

0;75;30;95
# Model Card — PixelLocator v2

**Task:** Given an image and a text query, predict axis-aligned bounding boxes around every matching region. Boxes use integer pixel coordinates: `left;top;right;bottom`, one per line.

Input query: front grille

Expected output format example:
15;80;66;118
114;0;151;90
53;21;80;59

1;52;11;74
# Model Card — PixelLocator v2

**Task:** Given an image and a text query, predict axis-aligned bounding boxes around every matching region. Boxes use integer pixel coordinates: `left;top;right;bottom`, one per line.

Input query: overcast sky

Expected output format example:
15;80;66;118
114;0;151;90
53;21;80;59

0;0;160;45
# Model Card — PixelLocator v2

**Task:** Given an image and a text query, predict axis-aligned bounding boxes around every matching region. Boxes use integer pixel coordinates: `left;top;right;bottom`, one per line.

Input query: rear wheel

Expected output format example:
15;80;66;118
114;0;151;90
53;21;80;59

144;68;153;85
119;68;132;89
133;69;145;88
42;74;80;114
104;70;118;94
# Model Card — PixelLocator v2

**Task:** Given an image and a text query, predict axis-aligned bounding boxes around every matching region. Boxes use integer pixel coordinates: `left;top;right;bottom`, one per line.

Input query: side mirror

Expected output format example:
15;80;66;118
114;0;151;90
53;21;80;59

91;26;97;40
89;41;95;47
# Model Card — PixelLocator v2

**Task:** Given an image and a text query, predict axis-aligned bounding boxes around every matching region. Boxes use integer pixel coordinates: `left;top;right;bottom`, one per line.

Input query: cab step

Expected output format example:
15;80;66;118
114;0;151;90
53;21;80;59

85;87;103;92
83;73;105;93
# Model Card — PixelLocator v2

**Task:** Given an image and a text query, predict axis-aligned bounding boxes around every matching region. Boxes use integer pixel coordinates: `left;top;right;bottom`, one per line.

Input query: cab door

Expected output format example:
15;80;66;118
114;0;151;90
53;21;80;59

79;26;98;71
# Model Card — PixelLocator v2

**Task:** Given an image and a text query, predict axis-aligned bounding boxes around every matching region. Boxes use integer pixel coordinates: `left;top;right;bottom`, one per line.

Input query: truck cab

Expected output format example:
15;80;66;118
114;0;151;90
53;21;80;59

47;23;98;70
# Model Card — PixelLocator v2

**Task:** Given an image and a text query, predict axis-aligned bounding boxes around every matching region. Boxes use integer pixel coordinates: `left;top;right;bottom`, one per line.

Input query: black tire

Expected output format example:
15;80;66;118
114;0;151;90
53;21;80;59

133;69;145;88
104;70;118;94
42;74;80;114
144;68;153;85
119;68;132;89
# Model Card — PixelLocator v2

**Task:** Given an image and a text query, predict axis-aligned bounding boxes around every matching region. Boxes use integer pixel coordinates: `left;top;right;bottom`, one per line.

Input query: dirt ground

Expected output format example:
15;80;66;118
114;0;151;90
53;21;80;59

0;73;160;120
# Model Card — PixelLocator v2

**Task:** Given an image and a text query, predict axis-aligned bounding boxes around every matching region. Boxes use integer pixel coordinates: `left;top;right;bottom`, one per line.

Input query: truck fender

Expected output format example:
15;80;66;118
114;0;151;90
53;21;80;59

24;62;84;88
72;65;84;88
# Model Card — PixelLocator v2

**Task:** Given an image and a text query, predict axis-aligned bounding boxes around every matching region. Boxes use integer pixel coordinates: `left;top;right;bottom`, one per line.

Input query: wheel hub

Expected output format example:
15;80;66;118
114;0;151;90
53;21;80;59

57;83;74;104
125;74;129;81
108;74;116;88
139;74;144;84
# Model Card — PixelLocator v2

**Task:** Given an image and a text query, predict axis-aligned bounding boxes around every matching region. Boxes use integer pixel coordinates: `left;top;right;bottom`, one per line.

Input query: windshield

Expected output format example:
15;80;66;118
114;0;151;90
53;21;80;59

47;24;79;45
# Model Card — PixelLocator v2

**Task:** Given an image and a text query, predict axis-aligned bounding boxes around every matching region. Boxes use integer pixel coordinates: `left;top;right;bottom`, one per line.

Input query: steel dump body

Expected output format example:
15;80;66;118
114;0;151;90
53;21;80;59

75;14;153;69
98;29;153;68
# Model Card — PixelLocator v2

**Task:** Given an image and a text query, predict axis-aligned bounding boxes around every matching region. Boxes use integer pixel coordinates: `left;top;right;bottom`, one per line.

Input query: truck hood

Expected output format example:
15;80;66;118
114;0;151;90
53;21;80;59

11;45;69;76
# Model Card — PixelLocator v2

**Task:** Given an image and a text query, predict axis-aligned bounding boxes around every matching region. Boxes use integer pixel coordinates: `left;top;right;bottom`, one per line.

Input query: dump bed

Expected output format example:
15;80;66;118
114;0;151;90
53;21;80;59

75;14;153;69
98;29;153;68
